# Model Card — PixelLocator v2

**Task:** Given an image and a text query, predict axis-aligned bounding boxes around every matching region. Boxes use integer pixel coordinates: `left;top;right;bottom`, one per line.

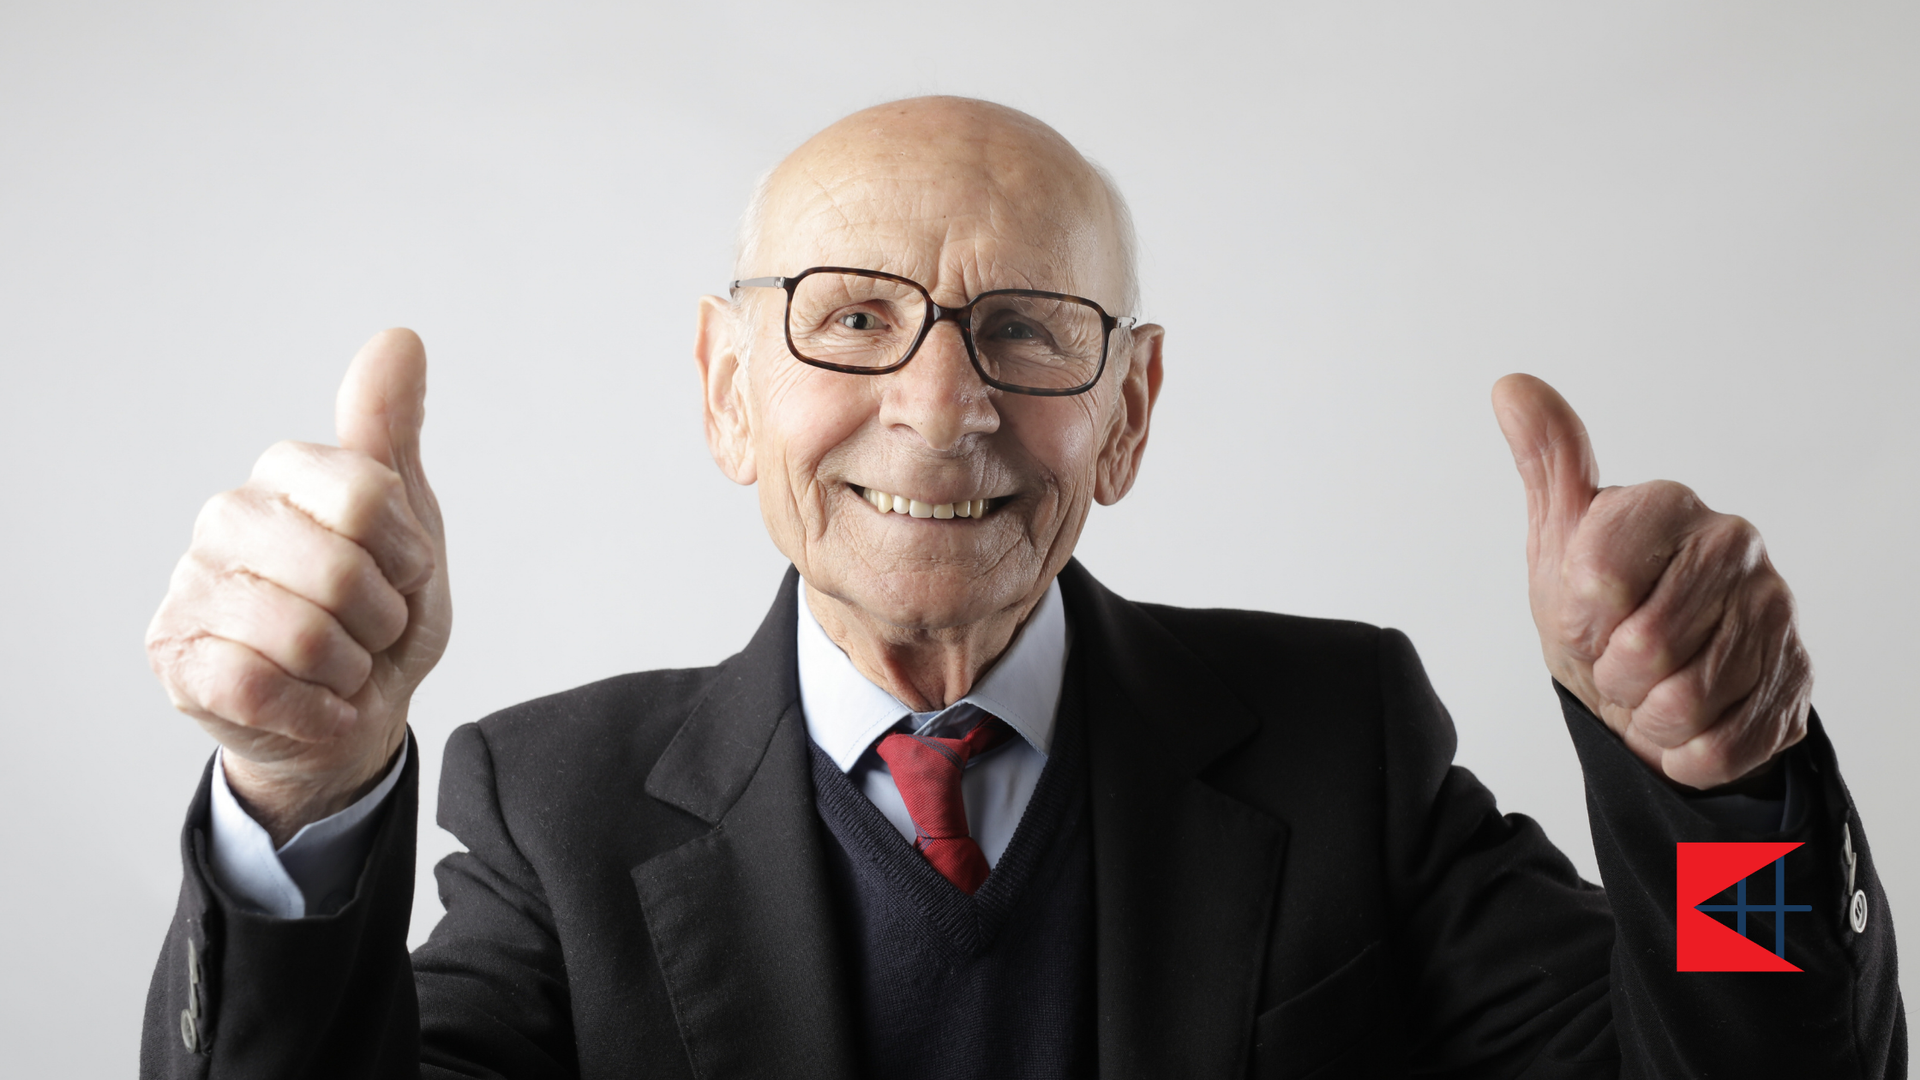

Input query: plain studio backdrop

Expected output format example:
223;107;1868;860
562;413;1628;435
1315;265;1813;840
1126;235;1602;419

2;1;1914;1071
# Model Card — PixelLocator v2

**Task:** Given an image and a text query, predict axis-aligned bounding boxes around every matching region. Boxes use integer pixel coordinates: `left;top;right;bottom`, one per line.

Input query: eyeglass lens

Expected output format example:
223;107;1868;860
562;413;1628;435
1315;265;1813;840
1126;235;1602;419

786;271;1105;391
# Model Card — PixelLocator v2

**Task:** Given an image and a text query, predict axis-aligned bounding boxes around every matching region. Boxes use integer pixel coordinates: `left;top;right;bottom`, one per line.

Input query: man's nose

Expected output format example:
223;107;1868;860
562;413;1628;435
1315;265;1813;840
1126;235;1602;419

879;320;999;451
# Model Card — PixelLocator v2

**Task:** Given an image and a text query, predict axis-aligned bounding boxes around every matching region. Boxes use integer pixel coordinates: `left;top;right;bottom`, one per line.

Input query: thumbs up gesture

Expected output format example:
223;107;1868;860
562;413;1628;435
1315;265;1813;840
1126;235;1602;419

147;330;451;844
1493;375;1811;790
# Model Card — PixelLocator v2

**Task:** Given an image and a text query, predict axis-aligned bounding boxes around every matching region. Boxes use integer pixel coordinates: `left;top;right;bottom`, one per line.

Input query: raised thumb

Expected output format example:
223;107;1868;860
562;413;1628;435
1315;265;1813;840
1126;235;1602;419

1492;373;1599;554
336;328;438;528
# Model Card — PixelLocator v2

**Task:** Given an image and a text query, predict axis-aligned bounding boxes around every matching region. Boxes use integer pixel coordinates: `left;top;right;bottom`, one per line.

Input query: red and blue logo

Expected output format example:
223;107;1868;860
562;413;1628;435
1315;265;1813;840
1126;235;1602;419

1677;842;1811;972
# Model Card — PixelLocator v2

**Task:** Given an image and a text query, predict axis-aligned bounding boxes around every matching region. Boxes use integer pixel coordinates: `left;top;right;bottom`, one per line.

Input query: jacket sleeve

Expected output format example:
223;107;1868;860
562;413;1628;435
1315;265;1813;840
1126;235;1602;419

139;727;582;1080
140;741;422;1080
1378;628;1905;1078
1562;683;1905;1079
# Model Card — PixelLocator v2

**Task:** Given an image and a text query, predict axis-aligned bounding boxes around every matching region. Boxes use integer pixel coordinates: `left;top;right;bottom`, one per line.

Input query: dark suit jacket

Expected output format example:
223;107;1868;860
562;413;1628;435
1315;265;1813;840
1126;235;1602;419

142;562;1905;1078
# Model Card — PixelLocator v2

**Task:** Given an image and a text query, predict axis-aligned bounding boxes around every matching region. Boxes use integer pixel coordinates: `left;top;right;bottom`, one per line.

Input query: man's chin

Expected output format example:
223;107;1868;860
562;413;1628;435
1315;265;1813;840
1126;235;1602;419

812;566;1042;635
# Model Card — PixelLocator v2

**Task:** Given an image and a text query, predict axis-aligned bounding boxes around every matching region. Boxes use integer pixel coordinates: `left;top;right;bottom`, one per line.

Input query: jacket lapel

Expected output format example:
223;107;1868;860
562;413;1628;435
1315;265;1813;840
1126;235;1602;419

1060;562;1291;1080
631;569;858;1080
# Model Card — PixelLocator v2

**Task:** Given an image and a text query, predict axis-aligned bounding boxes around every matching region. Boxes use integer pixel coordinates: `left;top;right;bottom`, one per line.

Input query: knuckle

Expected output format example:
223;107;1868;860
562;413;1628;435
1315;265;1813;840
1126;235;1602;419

1545;605;1592;655
362;592;412;652
294;547;359;611
328;465;408;541
150;561;206;638
1673;745;1742;790
280;613;340;675
1565;552;1628;609
1722;513;1760;543
1638;679;1707;742
1558;563;1631;654
191;488;252;540
156;635;249;720
1701;514;1764;566
1667;679;1707;720
303;551;406;649
1753;580;1797;627
212;562;276;608
1642;478;1701;510
350;458;407;509
144;627;200;683
168;548;213;593
252;439;310;477
1606;620;1664;669
1589;664;1637;711
224;661;290;722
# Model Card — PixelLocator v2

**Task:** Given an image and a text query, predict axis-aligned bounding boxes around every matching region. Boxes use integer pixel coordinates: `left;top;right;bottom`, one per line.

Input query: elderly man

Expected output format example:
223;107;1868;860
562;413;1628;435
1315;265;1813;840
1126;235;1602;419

141;98;1900;1079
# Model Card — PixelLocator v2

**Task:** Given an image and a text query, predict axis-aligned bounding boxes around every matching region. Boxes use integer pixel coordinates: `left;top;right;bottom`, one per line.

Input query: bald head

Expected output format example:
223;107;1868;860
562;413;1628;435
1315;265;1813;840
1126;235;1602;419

734;97;1138;316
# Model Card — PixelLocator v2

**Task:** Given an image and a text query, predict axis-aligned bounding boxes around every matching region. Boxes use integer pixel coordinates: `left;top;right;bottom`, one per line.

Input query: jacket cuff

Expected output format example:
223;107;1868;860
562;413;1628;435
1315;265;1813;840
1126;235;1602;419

143;732;420;1075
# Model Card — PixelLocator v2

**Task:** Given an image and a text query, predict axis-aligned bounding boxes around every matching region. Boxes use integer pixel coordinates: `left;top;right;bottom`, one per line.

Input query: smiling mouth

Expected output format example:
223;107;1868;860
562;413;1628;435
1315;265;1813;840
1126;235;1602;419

852;485;1000;520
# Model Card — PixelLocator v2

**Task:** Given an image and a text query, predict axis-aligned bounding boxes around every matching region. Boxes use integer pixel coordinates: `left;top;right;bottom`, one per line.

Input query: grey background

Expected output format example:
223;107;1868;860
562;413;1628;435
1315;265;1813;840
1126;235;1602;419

3;1;1913;1071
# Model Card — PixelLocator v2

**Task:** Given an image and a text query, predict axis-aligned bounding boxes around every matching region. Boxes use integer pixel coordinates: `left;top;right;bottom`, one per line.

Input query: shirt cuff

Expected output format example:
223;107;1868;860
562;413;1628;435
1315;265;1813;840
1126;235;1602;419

207;739;409;918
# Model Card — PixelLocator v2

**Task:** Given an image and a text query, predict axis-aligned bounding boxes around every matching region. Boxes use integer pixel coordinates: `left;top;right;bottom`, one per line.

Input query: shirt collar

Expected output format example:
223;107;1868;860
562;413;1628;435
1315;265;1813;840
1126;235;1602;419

796;577;1068;774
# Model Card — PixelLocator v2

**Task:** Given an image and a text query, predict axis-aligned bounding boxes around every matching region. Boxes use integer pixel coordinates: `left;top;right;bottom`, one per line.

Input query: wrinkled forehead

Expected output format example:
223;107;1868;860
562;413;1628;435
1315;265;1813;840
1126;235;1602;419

755;118;1126;310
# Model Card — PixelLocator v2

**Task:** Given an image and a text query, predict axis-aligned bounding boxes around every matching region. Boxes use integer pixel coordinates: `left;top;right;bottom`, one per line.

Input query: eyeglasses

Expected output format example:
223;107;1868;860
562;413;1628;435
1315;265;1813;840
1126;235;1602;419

730;266;1135;397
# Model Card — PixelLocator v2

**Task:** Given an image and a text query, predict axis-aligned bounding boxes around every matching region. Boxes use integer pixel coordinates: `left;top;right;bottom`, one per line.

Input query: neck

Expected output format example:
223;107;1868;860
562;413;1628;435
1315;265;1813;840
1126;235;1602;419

804;583;1048;712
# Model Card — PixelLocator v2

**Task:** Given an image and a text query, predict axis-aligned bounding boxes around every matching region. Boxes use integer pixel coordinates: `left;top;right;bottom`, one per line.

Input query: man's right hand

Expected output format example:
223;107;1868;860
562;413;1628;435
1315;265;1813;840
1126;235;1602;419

147;329;451;846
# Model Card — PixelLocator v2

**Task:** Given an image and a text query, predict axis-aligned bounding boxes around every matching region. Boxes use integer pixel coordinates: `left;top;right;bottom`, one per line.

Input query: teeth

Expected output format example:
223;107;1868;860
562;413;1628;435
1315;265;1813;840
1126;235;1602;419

862;488;990;520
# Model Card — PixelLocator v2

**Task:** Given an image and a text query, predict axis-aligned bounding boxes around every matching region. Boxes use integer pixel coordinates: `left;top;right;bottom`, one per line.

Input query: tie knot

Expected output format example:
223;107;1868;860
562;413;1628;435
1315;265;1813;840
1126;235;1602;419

878;714;1013;773
872;714;1015;895
911;701;992;740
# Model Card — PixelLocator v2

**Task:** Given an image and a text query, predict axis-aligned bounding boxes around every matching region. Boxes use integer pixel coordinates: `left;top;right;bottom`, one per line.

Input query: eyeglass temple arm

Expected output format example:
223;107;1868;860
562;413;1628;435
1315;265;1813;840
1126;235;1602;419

730;277;786;290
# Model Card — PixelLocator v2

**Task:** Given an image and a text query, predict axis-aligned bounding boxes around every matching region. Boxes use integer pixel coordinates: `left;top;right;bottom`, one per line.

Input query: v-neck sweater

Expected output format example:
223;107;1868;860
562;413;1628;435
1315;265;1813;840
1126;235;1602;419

806;645;1095;1080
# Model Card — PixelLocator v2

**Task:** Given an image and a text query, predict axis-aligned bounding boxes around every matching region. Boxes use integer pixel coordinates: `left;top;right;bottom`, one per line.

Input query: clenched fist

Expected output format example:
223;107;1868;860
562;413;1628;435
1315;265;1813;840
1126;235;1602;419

1494;374;1811;791
147;329;451;844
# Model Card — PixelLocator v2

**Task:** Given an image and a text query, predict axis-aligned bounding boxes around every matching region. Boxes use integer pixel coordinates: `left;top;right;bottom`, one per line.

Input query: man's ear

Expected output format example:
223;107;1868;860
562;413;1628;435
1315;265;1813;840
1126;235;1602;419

694;294;757;485
1093;323;1165;505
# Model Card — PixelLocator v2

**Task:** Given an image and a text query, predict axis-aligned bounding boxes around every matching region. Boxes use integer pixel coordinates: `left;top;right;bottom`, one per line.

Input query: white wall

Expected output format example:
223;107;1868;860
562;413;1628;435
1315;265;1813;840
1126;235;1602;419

2;2;1912;1071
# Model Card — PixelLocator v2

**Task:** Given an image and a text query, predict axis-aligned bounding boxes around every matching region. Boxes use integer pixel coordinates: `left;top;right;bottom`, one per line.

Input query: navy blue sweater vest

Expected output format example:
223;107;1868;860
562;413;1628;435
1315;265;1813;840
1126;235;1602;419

809;651;1095;1080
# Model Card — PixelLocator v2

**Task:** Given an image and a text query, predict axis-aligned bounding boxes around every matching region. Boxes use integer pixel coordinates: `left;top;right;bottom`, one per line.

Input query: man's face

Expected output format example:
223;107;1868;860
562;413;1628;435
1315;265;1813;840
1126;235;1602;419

697;102;1163;634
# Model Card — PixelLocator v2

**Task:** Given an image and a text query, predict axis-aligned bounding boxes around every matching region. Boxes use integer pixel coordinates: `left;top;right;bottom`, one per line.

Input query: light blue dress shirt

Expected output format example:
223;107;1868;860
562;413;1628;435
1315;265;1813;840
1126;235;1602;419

797;578;1066;869
208;739;409;917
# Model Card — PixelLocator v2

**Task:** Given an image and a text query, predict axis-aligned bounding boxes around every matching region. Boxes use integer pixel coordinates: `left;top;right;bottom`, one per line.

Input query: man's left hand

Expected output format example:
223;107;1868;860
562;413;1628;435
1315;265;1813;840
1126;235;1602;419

1493;374;1811;790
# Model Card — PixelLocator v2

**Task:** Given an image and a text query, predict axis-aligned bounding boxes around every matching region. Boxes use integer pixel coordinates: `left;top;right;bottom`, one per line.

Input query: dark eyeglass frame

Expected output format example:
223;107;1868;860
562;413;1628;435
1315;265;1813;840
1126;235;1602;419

730;265;1136;398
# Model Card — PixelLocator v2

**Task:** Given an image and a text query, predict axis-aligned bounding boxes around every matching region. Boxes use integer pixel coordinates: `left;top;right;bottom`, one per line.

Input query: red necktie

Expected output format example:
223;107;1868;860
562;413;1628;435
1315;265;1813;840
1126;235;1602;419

874;716;1015;895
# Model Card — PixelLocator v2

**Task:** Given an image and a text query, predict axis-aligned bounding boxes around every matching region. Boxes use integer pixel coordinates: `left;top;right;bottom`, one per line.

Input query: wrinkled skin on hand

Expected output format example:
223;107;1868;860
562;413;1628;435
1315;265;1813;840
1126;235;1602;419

1493;374;1810;791
146;329;450;844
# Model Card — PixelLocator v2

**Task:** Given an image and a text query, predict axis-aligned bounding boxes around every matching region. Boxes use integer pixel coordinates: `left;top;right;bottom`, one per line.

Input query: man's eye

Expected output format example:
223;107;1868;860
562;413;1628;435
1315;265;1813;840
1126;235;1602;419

838;311;883;331
993;321;1039;340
